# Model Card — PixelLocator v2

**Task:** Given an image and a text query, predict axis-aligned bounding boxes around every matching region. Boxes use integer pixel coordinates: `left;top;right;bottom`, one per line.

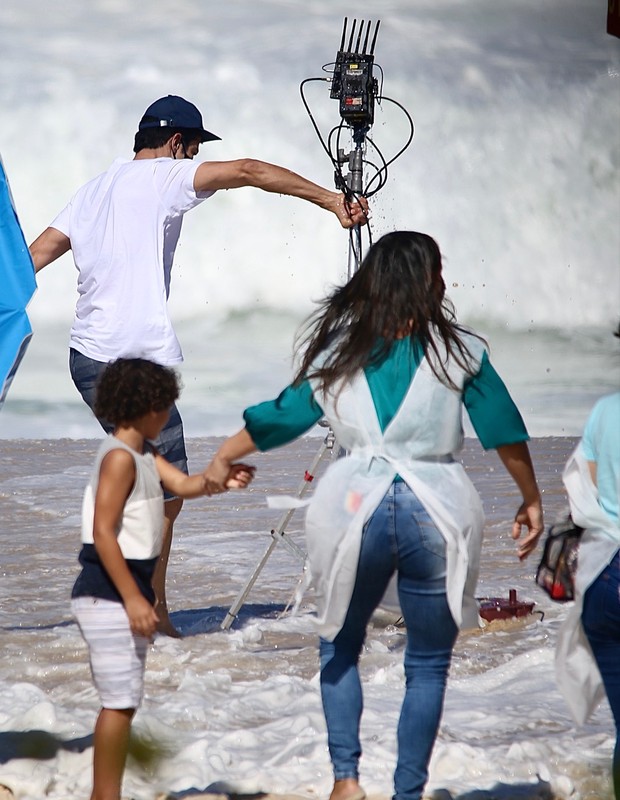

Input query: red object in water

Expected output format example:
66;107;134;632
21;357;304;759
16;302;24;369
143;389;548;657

550;582;568;600
478;589;535;622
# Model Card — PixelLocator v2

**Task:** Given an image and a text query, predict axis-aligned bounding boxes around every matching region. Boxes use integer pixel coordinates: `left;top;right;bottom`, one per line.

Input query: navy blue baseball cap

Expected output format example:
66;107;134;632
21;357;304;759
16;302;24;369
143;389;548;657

138;95;220;142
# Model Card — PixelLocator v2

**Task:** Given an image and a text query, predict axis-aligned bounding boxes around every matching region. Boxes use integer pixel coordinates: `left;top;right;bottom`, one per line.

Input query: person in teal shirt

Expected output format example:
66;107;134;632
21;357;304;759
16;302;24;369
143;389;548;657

207;231;543;800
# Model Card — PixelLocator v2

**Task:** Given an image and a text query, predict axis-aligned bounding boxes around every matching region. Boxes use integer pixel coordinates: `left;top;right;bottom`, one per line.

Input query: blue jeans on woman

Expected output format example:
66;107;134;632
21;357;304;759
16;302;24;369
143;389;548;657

319;481;458;800
581;549;620;799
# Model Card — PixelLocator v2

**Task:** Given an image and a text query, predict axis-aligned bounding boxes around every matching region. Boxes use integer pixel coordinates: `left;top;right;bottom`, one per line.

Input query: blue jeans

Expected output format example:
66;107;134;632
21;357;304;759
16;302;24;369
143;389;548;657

582;550;620;799
319;482;458;800
69;348;188;499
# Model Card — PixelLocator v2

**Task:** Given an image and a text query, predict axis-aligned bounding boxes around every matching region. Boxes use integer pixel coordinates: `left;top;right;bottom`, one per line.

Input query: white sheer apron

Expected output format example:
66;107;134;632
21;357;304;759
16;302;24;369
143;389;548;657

305;340;486;641
555;443;620;724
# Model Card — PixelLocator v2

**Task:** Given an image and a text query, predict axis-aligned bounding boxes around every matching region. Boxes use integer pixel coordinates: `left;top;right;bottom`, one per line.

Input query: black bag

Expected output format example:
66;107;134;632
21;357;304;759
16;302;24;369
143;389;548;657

535;516;584;602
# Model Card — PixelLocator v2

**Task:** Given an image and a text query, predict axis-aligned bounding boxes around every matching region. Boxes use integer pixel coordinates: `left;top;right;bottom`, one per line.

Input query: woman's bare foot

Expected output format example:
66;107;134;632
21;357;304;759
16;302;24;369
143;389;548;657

329;779;365;800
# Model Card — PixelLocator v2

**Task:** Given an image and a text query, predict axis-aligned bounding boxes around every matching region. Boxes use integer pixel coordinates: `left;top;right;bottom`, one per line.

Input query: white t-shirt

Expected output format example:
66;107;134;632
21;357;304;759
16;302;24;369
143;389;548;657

51;157;214;364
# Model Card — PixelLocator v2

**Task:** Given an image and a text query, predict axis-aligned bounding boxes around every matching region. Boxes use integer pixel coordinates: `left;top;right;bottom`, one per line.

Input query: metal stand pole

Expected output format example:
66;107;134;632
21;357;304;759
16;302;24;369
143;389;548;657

221;125;368;631
220;427;337;630
347;126;366;279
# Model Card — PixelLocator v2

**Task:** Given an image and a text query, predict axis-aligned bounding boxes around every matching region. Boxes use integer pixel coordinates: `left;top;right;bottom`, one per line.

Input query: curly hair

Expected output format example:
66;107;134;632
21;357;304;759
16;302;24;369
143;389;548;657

94;358;180;425
294;230;485;393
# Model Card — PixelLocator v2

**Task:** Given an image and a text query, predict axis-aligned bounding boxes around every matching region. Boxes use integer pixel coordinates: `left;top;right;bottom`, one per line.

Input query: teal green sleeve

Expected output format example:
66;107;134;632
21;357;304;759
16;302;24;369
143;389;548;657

463;351;529;449
243;379;323;451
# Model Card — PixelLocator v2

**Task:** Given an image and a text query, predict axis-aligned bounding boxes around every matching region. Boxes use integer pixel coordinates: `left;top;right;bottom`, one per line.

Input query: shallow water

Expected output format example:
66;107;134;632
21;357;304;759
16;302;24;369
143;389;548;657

0;436;615;799
0;1;618;795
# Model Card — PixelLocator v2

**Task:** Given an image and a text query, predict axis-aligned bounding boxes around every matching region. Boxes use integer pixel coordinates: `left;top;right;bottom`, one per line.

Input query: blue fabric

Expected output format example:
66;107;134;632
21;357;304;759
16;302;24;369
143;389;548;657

319;482;458;799
462;350;529;448
69;348;188;497
582;550;620;798
582;393;620;523
363;336;426;432
0;158;36;408
243;379;323;452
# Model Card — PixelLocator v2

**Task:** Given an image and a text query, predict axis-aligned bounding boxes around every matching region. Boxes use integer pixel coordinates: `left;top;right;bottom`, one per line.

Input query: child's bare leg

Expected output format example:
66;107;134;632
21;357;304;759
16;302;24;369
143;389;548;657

152;497;183;638
91;707;134;800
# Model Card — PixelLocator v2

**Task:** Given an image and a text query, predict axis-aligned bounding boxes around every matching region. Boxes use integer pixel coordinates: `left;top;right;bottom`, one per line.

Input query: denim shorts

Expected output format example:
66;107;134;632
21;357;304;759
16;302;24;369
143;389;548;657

69;349;189;495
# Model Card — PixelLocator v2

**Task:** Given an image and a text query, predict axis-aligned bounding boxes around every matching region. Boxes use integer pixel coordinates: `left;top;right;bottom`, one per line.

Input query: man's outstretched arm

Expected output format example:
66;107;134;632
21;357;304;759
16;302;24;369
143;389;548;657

29;227;71;272
194;159;368;228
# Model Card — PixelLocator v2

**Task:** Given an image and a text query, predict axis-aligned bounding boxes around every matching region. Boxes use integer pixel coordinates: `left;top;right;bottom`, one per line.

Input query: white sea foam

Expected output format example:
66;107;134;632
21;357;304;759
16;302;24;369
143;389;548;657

0;437;616;799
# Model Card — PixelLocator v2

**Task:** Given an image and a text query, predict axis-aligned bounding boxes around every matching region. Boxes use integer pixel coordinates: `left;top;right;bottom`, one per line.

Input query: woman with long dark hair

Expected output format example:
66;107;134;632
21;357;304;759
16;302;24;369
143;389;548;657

207;231;544;800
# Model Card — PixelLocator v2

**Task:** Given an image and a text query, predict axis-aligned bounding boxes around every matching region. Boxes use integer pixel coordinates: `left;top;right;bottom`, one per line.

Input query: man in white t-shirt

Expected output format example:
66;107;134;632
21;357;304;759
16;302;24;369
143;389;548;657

30;94;368;636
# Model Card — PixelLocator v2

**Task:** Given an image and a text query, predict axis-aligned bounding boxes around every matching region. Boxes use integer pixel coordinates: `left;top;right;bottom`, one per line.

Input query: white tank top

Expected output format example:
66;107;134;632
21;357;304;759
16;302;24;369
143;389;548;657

81;436;164;560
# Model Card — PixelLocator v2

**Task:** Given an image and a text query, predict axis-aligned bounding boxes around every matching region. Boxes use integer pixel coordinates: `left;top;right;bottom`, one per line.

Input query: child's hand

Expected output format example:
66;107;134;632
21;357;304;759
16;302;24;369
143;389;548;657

202;459;255;493
225;463;255;489
125;595;159;638
201;429;258;494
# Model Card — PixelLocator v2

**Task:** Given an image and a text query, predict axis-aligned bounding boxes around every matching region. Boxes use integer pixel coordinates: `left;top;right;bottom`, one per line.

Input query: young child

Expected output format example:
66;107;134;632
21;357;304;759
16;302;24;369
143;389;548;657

71;357;253;800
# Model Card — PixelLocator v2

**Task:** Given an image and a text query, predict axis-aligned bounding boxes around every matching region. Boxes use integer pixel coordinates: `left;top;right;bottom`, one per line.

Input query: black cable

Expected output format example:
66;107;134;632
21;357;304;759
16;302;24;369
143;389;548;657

375;63;385;100
363;95;414;196
332;121;353;195
361;138;389;197
300;66;414;259
299;78;339;169
301;79;414;202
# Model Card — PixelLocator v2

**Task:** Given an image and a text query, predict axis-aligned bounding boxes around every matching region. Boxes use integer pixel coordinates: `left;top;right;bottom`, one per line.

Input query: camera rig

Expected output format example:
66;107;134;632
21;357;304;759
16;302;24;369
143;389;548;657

300;17;414;270
330;18;380;130
221;19;415;631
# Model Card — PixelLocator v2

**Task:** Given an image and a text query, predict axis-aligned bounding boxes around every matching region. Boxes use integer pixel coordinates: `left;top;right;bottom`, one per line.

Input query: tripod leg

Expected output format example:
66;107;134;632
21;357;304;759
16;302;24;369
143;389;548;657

221;535;283;630
221;434;335;630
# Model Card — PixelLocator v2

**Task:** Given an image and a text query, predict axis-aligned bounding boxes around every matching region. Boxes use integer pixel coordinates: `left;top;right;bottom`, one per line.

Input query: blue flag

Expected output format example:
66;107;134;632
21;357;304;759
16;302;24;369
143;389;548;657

0;156;36;408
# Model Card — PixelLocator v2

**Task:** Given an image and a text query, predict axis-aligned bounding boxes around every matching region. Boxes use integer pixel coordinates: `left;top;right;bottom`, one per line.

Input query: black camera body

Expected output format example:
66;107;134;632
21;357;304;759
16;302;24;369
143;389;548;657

331;19;380;129
334;55;376;126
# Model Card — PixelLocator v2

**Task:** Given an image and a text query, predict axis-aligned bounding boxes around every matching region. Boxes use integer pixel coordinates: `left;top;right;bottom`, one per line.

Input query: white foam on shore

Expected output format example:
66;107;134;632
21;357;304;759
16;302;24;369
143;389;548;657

0;608;613;798
0;437;614;799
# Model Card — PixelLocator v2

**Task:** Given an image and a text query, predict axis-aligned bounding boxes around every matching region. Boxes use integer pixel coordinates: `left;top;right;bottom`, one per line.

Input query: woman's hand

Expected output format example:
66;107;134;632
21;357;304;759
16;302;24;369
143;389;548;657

202;428;259;493
495;442;544;560
511;498;544;560
202;454;234;493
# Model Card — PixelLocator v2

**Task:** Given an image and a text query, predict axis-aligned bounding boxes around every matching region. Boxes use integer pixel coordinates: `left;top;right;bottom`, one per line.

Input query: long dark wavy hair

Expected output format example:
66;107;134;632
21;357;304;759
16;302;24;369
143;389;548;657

294;230;485;393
